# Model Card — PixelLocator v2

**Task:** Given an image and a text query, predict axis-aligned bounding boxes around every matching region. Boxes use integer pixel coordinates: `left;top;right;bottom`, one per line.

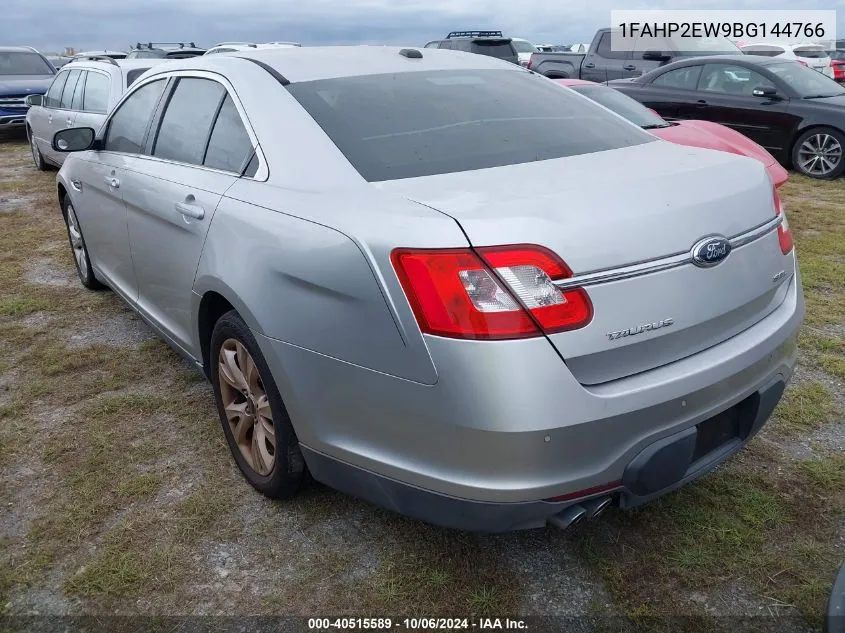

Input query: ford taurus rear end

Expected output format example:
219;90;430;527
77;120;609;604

243;52;805;532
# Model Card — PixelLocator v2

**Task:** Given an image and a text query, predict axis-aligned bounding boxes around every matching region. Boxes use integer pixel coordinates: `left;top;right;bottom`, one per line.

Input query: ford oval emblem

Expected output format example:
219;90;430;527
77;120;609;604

691;235;732;268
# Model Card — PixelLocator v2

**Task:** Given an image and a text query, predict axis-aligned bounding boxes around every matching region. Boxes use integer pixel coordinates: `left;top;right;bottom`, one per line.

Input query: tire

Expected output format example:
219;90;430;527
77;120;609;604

791;127;845;180
61;195;105;290
209;310;308;499
29;128;47;171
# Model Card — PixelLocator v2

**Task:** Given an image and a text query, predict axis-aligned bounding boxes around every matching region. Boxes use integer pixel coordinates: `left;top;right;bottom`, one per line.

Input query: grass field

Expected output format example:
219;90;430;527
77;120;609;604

0;137;842;630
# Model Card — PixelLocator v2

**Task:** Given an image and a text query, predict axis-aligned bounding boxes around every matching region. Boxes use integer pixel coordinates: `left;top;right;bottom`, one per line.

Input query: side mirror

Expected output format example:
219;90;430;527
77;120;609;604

52;127;97;152
752;86;779;99
642;50;670;62
25;94;43;107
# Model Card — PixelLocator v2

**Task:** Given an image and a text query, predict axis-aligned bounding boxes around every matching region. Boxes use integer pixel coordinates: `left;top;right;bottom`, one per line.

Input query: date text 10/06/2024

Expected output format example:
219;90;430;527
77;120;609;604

308;618;528;630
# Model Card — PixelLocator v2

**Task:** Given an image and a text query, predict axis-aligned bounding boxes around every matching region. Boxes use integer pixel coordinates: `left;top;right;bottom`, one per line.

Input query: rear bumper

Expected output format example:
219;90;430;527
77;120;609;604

255;264;803;531
303;376;788;531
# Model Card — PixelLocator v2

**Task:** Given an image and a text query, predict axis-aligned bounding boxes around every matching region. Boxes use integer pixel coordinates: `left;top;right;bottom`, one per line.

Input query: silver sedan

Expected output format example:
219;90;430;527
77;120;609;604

52;46;804;532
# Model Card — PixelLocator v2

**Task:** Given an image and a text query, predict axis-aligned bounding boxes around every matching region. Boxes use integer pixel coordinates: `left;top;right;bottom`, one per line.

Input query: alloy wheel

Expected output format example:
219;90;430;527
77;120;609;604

217;338;275;475
66;204;89;281
797;133;842;177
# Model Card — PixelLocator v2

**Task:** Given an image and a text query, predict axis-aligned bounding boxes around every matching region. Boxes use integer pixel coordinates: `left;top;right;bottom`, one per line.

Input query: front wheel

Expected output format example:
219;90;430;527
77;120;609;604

792;127;845;179
62;196;105;290
29;130;47;171
210;310;308;499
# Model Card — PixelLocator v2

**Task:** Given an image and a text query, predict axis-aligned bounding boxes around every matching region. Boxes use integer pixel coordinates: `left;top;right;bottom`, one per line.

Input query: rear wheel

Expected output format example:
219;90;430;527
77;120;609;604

791;127;845;179
210;310;308;498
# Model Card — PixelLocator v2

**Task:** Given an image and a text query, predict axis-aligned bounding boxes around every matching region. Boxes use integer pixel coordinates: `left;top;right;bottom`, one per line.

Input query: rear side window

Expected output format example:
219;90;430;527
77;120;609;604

104;79;167;154
70;70;87;110
83;72;110;113
471;40;515;60
596;32;628;60
152;78;226;165
45;71;69;107
203;95;254;173
651;65;702;90
59;69;81;109
287;69;653;182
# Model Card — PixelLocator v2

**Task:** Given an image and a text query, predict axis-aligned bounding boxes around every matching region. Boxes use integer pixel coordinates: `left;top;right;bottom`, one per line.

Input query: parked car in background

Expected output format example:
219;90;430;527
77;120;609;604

826;560;845;633
610;55;845;179
426;31;518;65
126;42;206;59
205;43;301;55
48;56;72;69
510;38;538;66
265;41;301;47
72;50;127;60
0;46;56;133
829;46;845;81
528;27;741;80
25;57;164;169
51;46;802;532
556;78;788;187
741;43;834;79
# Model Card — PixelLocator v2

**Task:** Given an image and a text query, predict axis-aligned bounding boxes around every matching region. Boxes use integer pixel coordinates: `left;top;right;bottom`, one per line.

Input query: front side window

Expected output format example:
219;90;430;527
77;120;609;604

152;78;226;165
83;72;110;113
651;65;703;90
0;51;55;75
104;79;167;154
44;70;69;108
203;95;254;173
698;64;775;95
286;69;653;182
59;70;82;109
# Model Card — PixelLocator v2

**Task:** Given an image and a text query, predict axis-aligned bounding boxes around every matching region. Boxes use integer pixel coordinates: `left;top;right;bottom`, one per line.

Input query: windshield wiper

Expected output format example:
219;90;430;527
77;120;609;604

641;123;673;129
804;93;845;99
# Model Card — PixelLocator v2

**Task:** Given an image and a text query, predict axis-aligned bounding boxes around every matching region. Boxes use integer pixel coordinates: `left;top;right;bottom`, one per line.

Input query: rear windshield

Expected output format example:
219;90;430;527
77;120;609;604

767;62;845;98
287;69;653;182
793;48;828;59
125;67;151;87
0;51;54;75
127;50;164;59
512;40;537;54
742;46;784;57
472;40;516;60
571;85;666;128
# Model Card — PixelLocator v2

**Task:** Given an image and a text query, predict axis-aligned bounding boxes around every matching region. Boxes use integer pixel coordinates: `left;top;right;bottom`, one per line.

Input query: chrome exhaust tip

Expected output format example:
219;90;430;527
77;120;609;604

583;496;614;519
547;505;587;530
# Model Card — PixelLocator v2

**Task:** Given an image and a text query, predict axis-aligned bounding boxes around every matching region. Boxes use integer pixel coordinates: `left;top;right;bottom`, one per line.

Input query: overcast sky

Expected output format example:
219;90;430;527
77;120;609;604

2;0;843;54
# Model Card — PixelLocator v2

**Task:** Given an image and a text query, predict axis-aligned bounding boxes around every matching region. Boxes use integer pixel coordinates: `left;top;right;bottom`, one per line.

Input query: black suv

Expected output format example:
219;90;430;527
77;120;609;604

126;42;206;59
425;31;519;65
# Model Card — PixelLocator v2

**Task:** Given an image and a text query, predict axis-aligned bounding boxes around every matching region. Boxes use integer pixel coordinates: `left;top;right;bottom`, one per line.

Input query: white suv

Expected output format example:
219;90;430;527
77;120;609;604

741;43;834;78
25;57;164;169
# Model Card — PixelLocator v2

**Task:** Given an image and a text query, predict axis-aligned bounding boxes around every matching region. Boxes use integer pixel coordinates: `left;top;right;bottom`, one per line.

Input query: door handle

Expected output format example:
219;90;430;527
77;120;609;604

623;64;636;71
175;201;205;220
104;176;119;189
584;62;596;69
70;179;82;192
696;99;708;106
66;118;73;127
47;114;52;123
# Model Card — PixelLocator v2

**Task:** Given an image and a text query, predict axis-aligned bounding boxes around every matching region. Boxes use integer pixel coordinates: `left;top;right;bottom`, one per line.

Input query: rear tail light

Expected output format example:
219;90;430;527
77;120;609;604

391;245;593;340
773;188;793;255
797;59;808;67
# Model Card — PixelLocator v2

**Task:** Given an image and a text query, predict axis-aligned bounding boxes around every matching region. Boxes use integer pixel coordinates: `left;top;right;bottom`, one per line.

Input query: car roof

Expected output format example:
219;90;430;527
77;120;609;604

152;45;522;83
672;54;783;66
0;46;43;53
75;50;126;56
64;58;167;72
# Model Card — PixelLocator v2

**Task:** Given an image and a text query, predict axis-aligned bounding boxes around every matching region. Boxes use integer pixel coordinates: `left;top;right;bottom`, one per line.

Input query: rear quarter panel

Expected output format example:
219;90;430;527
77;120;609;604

193;191;445;386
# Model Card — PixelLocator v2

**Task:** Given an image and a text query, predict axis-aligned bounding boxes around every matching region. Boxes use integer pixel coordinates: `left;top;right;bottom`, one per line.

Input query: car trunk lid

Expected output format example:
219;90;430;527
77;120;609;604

376;141;794;384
